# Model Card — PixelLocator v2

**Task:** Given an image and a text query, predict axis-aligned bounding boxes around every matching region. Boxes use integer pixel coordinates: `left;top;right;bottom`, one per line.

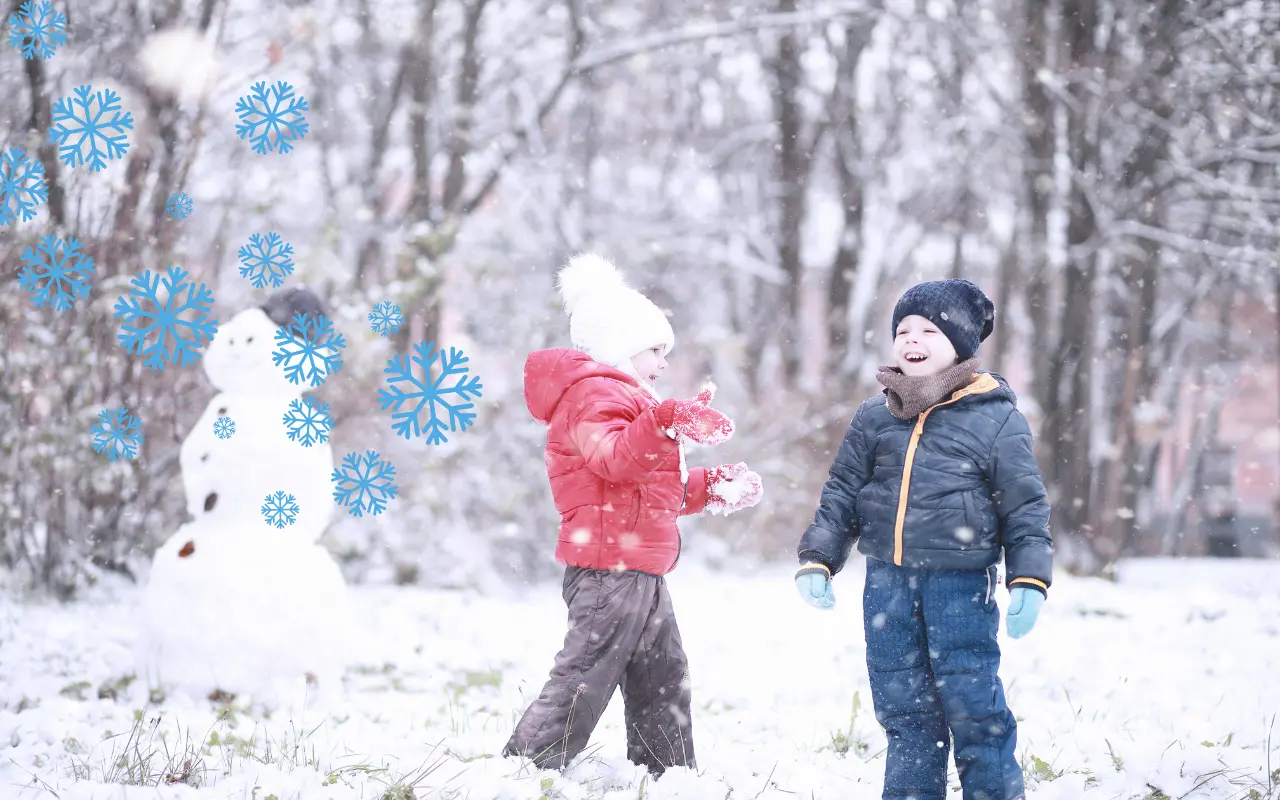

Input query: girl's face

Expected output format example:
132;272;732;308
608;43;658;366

893;314;958;376
630;344;669;384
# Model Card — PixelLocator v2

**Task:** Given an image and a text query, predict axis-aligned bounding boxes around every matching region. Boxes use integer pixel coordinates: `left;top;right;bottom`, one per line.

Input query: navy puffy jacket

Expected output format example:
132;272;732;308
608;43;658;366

798;371;1053;595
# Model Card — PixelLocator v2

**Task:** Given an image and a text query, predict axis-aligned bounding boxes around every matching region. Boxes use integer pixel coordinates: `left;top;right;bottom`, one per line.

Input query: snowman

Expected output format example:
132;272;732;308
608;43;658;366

139;288;352;708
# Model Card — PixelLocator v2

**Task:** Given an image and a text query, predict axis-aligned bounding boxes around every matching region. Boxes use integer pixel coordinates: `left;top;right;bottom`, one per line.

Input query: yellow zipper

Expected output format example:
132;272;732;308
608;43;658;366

891;374;1000;566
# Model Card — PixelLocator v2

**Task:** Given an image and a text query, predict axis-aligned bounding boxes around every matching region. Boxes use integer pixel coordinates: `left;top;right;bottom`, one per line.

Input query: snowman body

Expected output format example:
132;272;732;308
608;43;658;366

140;305;351;706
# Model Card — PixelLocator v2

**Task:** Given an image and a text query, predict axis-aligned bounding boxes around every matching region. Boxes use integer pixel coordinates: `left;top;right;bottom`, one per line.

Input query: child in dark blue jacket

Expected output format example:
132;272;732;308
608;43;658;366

795;279;1052;800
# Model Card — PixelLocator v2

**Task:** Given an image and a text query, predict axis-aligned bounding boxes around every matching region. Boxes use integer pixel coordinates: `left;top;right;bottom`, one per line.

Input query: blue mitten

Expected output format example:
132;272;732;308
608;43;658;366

1005;587;1044;639
795;565;835;610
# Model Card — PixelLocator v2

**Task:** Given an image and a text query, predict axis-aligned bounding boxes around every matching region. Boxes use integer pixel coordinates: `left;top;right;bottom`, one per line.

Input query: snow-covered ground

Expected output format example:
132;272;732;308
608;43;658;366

2;557;1278;799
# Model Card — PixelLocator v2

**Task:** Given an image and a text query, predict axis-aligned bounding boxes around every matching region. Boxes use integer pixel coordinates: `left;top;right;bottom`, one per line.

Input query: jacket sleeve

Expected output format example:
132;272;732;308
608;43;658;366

987;407;1053;596
796;401;876;575
679;467;709;516
565;379;679;485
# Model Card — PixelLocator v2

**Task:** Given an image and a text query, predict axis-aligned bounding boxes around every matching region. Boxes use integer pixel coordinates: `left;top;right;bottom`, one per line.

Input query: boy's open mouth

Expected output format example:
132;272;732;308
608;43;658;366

904;352;928;363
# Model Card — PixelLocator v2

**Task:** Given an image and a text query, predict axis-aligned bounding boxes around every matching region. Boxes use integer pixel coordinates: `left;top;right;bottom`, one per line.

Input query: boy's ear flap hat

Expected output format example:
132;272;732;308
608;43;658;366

557;253;675;370
261;285;328;327
890;279;995;361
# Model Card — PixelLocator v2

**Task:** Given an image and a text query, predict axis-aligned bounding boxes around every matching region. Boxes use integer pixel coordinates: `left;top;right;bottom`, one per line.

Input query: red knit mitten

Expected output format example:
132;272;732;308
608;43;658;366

706;462;763;516
654;386;735;446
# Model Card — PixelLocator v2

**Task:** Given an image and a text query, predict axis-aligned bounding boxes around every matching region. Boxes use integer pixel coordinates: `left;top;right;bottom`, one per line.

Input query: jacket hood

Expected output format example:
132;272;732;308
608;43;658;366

973;370;1018;406
524;348;641;424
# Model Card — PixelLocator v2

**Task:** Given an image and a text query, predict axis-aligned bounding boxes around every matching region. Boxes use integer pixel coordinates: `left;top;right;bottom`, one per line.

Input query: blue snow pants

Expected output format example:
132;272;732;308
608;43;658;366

863;557;1025;800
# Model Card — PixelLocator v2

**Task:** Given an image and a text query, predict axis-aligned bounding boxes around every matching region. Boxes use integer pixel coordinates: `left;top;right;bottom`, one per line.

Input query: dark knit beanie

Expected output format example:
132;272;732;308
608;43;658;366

260;285;327;328
890;279;995;360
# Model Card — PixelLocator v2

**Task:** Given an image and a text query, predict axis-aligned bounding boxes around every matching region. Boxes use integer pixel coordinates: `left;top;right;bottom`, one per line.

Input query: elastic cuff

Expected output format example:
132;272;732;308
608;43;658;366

1009;576;1048;597
795;563;831;580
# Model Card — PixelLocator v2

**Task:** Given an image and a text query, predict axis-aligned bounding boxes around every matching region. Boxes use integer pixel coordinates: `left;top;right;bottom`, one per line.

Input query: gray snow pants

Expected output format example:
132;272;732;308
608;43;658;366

503;566;695;776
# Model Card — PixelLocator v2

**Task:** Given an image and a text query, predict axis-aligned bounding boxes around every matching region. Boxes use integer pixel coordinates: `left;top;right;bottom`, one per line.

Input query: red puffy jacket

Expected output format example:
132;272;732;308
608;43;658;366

524;348;709;575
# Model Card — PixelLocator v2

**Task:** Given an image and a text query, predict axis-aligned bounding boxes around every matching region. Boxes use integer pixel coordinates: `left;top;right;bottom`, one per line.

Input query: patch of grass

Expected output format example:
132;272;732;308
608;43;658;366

1026;753;1064;783
827;691;870;759
97;673;136;701
59;680;93;701
70;712;218;787
1106;738;1124;772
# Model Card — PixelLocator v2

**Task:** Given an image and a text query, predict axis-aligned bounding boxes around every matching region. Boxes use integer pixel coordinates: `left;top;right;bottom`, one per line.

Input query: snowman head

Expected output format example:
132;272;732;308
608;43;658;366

203;287;329;394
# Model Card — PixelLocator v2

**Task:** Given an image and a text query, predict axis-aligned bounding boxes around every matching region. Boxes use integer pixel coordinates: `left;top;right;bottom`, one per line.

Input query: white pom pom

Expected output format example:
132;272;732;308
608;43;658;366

557;253;628;314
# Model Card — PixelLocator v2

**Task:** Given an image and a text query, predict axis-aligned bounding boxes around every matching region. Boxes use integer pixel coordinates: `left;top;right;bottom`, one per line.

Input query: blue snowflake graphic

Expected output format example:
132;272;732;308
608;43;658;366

48;85;135;172
165;192;193;221
368;301;403;337
0;147;48;226
91;407;143;462
7;2;67;60
213;415;235;440
237;232;295;289
378;341;484;446
16;233;95;312
114;266;219;372
331;450;398;518
235;80;309;155
261;490;300;529
272;312;346;387
282;397;333;447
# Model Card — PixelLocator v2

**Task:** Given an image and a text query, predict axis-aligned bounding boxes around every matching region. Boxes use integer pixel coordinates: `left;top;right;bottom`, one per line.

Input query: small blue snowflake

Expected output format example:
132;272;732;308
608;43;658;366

165;192;193;221
114;266;219;372
213;415;235;440
261;490;300;529
331;450;398;518
91;407;143;462
282;396;333;447
368;301;403;337
237;232;295;289
6;2;67;60
0;147;48;226
48;85;135;172
16;233;95;312
378;341;484;446
272;312;346;387
235;80;309;155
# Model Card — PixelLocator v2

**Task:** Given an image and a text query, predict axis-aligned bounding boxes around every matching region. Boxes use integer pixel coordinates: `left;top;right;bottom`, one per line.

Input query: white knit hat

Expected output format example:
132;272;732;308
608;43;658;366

557;253;675;371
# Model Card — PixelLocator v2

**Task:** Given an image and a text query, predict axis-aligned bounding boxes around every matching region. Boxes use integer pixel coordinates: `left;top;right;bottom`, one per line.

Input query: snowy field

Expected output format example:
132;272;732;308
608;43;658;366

2;557;1279;800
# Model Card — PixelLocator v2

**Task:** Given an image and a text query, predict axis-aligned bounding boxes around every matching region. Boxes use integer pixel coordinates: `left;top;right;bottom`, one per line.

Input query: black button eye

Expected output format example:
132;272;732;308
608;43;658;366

247;336;254;344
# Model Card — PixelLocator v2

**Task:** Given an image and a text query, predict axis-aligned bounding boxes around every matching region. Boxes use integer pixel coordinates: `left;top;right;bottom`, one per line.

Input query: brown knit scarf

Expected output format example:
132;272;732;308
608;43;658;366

876;357;982;421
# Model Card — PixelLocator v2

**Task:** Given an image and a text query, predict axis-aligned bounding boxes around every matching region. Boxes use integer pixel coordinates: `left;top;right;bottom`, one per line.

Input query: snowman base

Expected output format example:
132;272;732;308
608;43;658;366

138;518;353;710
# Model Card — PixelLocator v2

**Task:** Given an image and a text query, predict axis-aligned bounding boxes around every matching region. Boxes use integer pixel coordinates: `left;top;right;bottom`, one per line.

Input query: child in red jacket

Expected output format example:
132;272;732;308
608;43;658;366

504;253;763;777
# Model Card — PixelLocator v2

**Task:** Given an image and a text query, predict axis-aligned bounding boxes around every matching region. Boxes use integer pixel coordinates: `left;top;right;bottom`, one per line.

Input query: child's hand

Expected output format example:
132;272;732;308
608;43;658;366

655;385;735;446
795;564;835;609
706;462;763;515
1005;587;1044;638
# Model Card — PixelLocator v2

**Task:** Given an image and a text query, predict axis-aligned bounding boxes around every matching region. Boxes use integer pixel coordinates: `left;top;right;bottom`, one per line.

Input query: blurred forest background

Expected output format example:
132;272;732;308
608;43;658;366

1;0;1277;597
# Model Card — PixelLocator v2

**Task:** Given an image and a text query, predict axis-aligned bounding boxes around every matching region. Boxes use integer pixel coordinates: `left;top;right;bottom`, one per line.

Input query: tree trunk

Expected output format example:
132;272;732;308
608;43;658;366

1044;0;1100;566
1017;0;1056;437
769;0;806;389
826;14;879;381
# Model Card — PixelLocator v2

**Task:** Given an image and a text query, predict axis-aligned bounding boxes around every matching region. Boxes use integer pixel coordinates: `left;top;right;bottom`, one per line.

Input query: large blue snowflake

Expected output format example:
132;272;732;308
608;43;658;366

6;2;67;60
91;407;143;462
272;312;346;387
16;233;95;312
114;266;219;372
165;192;193;221
0;147;48;226
368;301;403;337
237;232;294;289
213;415;235;440
378;341;484;446
48;85;134;172
282;397;333;447
235;80;309;155
331;450;398;518
261;491;300;529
